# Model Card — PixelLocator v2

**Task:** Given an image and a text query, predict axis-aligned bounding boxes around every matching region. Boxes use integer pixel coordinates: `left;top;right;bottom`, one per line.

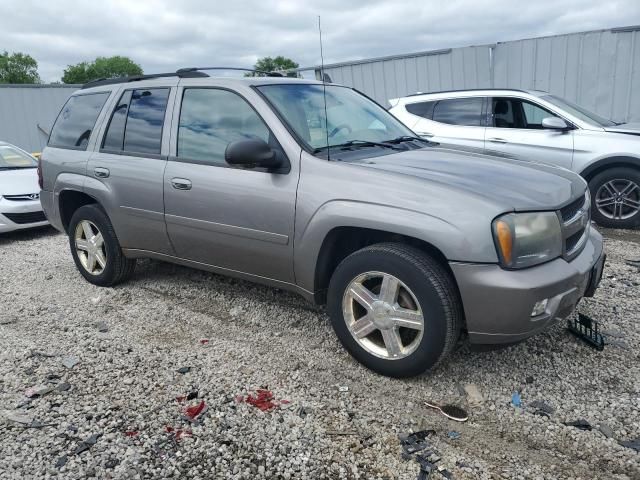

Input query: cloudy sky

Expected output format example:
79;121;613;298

2;0;640;82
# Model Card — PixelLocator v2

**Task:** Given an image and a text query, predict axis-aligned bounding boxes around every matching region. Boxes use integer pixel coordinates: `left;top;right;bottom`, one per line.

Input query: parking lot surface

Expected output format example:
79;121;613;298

0;227;638;479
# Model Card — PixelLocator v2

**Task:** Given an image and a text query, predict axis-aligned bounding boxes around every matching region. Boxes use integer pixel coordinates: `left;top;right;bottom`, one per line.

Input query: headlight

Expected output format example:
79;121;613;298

492;212;562;269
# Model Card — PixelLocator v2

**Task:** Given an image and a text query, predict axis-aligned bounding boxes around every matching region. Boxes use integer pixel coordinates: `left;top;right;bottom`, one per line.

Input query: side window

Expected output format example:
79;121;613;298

405;101;435;119
101;88;170;155
432;98;483;126
492;98;555;129
48;92;110;150
177;88;270;166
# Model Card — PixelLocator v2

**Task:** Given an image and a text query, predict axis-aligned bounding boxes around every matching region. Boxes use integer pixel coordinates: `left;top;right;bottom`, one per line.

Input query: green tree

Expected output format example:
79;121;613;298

253;56;299;75
0;51;40;84
62;56;143;84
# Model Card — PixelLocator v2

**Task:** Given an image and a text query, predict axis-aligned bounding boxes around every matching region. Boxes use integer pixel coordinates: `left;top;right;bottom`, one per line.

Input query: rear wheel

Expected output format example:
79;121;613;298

68;204;136;286
327;243;462;378
589;167;640;229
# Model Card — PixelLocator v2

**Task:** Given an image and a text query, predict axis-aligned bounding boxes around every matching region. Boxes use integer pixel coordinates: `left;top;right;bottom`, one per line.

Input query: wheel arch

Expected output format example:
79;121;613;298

59;189;99;233
579;156;640;181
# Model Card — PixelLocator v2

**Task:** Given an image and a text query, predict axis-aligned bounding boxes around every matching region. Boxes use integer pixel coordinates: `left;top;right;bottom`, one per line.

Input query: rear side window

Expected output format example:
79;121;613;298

101;88;170;155
405;101;435;119
177;88;270;166
432;98;483;126
48;92;110;150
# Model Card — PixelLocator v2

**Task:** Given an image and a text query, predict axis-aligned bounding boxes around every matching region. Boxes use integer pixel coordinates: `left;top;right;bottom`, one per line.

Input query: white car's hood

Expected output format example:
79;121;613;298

603;123;640;135
0;168;40;196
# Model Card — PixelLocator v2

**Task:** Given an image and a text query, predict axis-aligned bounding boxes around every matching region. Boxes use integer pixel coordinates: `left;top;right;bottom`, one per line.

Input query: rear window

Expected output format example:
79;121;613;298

101;88;170;155
405;101;435;119
432;98;484;126
48;92;110;150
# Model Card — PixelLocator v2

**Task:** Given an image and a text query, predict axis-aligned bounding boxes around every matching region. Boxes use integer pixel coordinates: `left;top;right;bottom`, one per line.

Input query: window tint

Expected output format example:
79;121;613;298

178;88;270;165
432;98;483;126
102;90;132;150
492;98;555;129
49;92;110;149
405;101;435;119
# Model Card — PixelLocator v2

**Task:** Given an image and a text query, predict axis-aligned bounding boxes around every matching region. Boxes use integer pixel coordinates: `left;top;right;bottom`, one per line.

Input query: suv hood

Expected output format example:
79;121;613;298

351;146;586;211
603;123;640;136
0;168;40;196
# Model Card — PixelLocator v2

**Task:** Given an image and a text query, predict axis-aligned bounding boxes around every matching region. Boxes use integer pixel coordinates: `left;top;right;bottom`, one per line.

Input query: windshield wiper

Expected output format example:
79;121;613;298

314;140;403;153
384;135;434;145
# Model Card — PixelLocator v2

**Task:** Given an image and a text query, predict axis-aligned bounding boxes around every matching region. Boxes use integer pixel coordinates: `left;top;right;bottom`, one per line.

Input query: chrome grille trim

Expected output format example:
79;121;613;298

559;192;590;261
3;193;40;201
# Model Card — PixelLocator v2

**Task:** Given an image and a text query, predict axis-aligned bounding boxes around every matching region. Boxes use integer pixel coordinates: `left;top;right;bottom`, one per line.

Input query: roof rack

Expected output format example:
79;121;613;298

405;87;530;97
82;67;284;89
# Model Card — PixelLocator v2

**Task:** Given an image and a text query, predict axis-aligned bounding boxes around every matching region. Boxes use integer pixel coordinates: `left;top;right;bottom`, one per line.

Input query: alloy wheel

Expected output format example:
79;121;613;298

342;271;424;360
595;179;640;220
74;220;107;275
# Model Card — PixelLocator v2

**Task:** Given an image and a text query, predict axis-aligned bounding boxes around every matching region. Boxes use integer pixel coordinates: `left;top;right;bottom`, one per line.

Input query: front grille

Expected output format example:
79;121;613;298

2;211;47;224
3;193;40;201
559;192;590;261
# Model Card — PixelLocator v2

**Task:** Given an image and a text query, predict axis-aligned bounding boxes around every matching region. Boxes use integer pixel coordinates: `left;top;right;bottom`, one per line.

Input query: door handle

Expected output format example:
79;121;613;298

416;131;434;138
171;178;192;190
488;137;507;144
94;167;110;178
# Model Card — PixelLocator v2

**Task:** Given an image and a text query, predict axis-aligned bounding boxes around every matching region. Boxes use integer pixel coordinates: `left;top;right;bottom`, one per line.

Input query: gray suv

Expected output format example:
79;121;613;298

390;89;640;229
40;71;605;377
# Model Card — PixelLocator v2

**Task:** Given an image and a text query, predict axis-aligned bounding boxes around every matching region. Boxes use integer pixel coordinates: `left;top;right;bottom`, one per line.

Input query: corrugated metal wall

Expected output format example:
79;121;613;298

0;85;78;153
300;26;640;123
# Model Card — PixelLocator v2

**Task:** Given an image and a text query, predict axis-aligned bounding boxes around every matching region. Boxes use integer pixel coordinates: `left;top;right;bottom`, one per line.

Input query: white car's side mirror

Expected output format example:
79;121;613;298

542;117;569;130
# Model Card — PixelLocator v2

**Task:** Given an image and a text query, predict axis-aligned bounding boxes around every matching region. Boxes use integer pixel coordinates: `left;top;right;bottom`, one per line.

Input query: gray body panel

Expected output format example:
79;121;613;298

40;77;602;346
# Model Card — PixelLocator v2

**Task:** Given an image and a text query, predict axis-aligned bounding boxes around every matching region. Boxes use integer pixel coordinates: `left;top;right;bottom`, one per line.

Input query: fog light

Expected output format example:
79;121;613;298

531;299;549;317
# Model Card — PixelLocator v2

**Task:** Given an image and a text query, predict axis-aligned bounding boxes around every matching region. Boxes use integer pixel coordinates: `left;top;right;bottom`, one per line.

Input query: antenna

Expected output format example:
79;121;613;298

318;15;330;161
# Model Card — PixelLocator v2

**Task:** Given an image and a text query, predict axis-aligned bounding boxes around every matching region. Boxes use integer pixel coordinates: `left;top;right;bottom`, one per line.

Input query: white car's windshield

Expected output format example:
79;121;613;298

0;145;37;169
258;84;415;152
542;95;617;127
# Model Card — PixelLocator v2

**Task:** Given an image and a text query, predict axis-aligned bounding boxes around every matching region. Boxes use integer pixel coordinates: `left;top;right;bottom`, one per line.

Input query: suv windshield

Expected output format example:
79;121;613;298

0;145;37;169
257;84;415;152
542;95;617;127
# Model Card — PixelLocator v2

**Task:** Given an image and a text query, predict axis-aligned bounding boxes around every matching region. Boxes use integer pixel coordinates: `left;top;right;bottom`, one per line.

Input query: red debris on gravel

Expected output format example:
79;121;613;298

176;396;186;403
184;400;206;420
164;426;192;441
199;338;209;345
239;389;289;412
125;431;139;437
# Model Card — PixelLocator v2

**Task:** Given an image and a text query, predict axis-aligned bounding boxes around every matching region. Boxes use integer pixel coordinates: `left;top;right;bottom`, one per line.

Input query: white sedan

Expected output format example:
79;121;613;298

0;141;48;233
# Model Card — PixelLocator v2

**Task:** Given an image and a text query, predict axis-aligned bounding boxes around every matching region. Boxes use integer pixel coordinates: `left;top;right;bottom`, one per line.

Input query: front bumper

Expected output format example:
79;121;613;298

0;197;48;233
450;228;604;344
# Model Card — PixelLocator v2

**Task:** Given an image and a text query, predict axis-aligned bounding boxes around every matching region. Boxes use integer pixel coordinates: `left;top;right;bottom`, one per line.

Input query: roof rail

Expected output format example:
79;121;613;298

405;87;531;97
82;67;285;89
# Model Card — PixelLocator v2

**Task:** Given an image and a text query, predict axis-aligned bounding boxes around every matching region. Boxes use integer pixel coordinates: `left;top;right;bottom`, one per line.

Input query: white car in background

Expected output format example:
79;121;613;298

389;89;640;229
0;141;48;233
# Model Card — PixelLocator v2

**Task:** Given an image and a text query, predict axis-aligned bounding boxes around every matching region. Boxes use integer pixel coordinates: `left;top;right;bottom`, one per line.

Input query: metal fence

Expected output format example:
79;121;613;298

299;25;640;124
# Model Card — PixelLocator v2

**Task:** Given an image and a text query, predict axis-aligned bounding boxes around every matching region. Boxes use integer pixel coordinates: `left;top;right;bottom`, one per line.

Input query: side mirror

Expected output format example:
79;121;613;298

542;116;569;130
225;139;283;171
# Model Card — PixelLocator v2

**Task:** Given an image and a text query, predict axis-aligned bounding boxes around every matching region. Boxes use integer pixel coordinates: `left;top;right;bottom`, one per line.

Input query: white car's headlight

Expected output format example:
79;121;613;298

492;212;563;269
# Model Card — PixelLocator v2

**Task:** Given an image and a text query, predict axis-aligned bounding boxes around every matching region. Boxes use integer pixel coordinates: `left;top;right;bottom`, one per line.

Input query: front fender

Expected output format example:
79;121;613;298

294;200;495;293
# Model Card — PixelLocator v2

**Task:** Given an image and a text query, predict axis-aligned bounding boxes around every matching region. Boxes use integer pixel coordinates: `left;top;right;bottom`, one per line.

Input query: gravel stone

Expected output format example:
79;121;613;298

0;226;638;479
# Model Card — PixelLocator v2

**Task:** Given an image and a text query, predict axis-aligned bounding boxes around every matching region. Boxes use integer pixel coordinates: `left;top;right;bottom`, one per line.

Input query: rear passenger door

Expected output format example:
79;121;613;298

410;97;486;152
86;83;176;254
163;86;299;283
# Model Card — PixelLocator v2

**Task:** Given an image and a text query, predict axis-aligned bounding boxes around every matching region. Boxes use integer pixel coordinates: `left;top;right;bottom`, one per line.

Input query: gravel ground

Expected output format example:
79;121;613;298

0;226;638;480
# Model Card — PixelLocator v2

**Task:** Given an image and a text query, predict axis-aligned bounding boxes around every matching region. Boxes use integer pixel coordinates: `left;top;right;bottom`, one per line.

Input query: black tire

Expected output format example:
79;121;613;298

327;243;462;378
588;167;640;229
68;204;136;287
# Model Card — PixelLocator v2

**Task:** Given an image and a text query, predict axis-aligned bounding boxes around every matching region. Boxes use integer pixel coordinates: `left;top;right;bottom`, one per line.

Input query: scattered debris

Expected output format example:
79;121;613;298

564;419;592;431
338;385;349;393
3;411;34;425
184;400;207;421
24;385;54;398
96;321;109;333
619;438;640;452
199;338;209;345
239;389;289;412
511;392;522;408
61;356;79;369
56;382;71;392
46;373;62;381
624;258;640;269
399;430;435;454
90;296;101;305
399;431;450;479
425;402;469;422
525;376;535;384
125;431;139;437
27;350;56;359
0;318;17;325
447;431;461;440
55;455;68;469
529;400;554;416
599;423;615;438
105;458;120;469
176;391;199;403
567;313;605;351
463;384;484;406
165;426;192;441
73;433;101;455
176;367;191;374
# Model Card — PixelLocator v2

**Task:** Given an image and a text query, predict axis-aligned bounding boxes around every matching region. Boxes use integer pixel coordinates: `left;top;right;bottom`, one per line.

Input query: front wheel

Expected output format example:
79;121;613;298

327;243;462;378
68;204;136;287
589;167;640;229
